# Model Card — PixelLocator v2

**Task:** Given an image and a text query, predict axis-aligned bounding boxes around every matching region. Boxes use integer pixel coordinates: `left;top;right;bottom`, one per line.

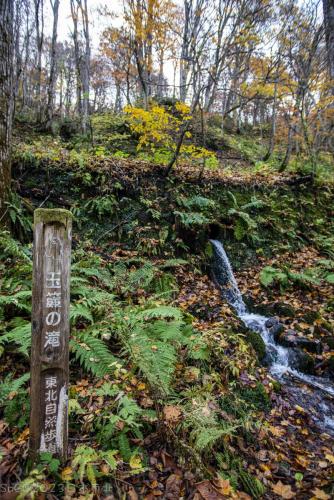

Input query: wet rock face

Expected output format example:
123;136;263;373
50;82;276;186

323;336;334;350
278;330;323;354
265;318;284;341
262;345;278;367
288;348;316;375
249;301;296;318
246;330;266;361
325;356;334;378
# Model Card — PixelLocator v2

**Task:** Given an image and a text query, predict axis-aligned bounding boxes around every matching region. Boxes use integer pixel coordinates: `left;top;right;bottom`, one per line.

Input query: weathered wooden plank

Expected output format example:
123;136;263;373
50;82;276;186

29;208;72;462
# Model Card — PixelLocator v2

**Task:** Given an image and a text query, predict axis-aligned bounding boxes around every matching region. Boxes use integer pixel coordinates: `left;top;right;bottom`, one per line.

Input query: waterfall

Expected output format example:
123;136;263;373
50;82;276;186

211;239;290;375
210;240;334;405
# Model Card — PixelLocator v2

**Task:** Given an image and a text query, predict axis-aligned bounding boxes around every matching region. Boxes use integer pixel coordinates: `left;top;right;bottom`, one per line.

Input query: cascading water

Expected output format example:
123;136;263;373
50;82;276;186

210;239;334;431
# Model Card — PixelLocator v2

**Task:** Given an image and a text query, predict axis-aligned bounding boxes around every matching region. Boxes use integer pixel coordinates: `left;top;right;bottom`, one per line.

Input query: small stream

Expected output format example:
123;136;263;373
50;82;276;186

210;239;334;433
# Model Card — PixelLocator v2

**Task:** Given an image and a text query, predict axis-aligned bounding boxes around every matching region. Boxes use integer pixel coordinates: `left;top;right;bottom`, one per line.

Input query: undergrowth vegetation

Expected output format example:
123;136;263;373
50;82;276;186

1;115;334;498
0;228;270;497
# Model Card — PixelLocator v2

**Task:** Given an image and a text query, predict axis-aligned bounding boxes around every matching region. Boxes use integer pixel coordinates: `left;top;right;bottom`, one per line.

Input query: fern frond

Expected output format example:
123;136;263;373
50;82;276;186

70;303;94;325
192;423;237;452
241;197;266;211
118;432;132;462
0;320;31;356
178;195;215;210
0;372;30;406
0;290;32;314
71;330;120;377
144;320;184;342
159;258;188;269
136;306;183;321
126;263;155;291
174;211;210;228
0;231;32;262
124;332;177;395
238;470;266;499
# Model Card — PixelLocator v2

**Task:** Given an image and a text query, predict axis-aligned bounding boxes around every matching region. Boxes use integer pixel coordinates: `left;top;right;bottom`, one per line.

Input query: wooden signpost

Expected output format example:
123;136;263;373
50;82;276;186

29;208;72;461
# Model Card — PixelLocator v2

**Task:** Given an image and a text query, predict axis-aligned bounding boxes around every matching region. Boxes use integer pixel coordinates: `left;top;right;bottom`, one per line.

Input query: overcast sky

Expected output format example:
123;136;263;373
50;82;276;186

46;0;121;51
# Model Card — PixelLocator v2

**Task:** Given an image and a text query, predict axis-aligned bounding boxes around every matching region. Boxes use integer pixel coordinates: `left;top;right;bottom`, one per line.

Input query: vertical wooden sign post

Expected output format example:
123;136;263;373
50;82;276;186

29;208;72;462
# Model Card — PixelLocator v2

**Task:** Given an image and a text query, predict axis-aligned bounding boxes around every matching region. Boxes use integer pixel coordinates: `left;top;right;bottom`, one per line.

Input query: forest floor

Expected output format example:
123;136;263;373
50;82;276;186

1;246;334;499
1;126;334;499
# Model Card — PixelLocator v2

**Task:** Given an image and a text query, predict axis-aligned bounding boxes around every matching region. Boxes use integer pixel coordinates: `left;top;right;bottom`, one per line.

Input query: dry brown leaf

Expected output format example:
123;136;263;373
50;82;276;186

311;488;331;500
325;453;334;464
196;480;226;500
163;405;182;423
269;425;286;437
165;474;182;499
296;454;309;467
271;481;295;499
213;477;233;496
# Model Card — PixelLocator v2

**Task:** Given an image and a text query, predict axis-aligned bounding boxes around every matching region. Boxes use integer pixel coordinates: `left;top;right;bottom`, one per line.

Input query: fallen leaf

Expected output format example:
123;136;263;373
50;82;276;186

311;488;331;500
163;405;182;423
271;481;295;499
61;466;73;481
196;480;225;500
165;474;182;499
214;477;233;496
16;428;29;444
129;454;142;469
325;453;334;464
269;425;285;437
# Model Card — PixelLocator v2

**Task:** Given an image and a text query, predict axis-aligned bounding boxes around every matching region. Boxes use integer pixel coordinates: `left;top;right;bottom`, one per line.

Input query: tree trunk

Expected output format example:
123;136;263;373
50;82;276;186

164;89;201;177
80;0;90;135
34;0;44;123
323;0;334;92
70;0;82;116
263;78;278;161
179;0;191;102
46;0;60;130
114;82;122;112
0;0;14;226
279;120;293;171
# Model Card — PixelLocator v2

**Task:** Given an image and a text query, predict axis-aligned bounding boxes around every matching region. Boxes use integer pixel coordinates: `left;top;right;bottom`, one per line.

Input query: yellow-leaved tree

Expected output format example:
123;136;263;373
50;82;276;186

124;102;216;169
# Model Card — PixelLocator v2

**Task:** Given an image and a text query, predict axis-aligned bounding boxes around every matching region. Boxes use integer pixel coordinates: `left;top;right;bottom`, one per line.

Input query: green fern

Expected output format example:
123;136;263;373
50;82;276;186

0;290;32;314
126;263;155;291
193;424;237;452
72;445;99;488
124;331;177;395
70;303;94;325
118;432;132;462
0;372;30;406
259;266;288;287
238;470;265;499
174;210;210;228
136;305;183;321
178;195;215;210
113;304;203;395
183;398;238;452
0;319;32;357
159;258;188;269
71;330;120;377
0;231;32;262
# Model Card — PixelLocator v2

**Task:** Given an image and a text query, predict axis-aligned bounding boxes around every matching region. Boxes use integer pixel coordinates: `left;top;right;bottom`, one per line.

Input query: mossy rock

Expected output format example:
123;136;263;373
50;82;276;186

204;241;213;259
288;349;315;375
272;302;296;318
253;302;296;318
246;330;266;361
271;380;282;392
323;337;334;349
238;383;271;412
302;310;321;324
